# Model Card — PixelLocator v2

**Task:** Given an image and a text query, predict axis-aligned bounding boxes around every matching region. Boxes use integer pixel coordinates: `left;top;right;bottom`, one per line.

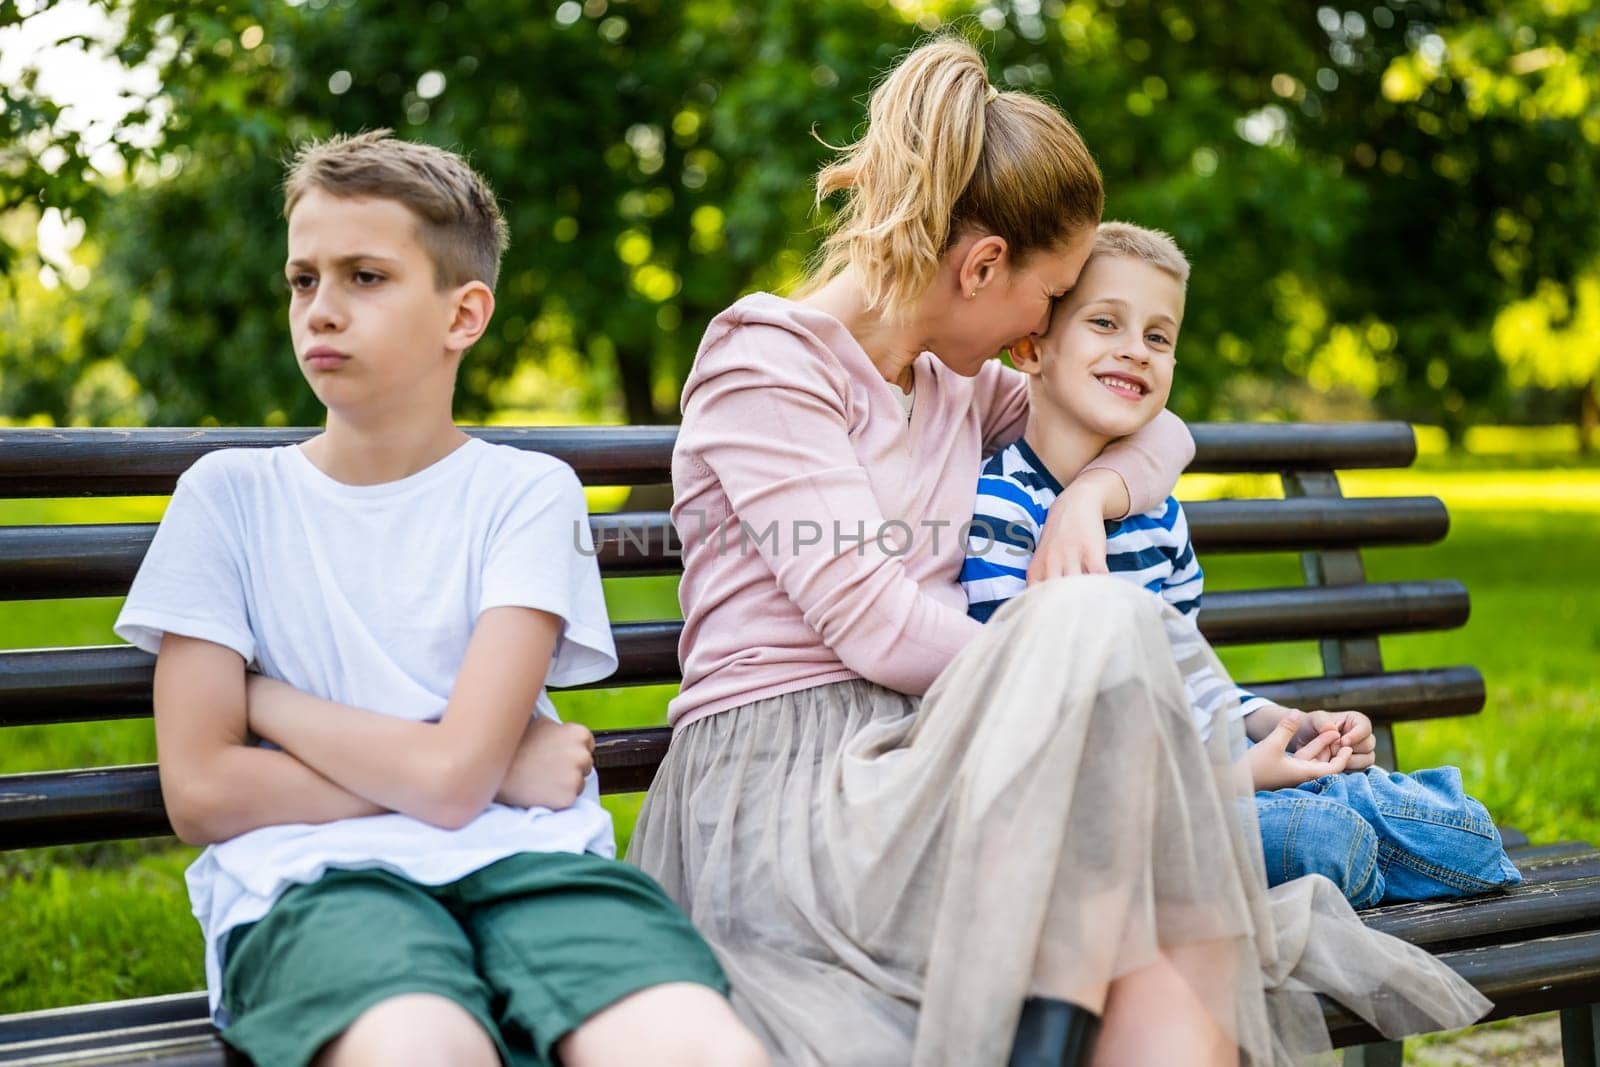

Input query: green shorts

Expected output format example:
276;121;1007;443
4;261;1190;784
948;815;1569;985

218;851;728;1067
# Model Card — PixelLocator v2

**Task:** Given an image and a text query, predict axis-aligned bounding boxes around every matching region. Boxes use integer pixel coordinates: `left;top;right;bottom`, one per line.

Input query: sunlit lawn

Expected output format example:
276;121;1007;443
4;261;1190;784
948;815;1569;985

2;446;1597;1015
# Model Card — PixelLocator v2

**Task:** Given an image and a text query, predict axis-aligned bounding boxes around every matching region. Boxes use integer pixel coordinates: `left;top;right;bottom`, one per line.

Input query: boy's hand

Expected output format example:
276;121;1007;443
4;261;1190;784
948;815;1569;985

496;716;595;812
1029;470;1120;581
1296;709;1377;771
1247;711;1353;790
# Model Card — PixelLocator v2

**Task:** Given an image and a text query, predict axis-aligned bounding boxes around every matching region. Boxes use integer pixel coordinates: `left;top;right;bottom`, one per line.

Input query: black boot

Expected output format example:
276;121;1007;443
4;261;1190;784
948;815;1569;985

1007;997;1100;1067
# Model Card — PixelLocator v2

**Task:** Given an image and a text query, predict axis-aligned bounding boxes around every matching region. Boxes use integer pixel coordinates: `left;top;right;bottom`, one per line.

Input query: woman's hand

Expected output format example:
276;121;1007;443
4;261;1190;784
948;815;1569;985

1028;468;1128;582
495;716;595;811
1246;711;1353;790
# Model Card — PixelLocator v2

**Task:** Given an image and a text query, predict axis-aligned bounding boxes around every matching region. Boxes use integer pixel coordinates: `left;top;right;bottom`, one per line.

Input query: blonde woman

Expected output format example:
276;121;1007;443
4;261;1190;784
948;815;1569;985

630;38;1487;1066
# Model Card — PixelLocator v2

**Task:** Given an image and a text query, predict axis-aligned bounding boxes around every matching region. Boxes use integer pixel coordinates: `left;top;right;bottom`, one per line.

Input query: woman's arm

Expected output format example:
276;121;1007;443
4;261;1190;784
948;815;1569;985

1082;409;1196;517
685;325;981;696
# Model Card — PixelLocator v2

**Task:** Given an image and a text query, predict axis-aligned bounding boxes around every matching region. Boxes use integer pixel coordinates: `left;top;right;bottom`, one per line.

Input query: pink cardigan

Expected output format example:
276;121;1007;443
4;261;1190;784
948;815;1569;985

667;293;1194;729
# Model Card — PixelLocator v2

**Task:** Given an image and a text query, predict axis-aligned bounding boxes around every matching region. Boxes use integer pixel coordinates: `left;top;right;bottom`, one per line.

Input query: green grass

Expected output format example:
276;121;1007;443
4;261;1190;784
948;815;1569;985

0;851;202;1011
2;454;1597;1014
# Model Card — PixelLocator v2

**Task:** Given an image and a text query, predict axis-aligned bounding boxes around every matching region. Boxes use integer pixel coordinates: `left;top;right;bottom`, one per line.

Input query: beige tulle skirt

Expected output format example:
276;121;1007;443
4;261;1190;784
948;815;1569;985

629;577;1488;1065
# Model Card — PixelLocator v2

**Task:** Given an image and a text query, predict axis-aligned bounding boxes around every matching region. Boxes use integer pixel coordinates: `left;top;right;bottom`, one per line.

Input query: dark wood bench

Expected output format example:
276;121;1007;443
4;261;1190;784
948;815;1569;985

2;422;1597;1066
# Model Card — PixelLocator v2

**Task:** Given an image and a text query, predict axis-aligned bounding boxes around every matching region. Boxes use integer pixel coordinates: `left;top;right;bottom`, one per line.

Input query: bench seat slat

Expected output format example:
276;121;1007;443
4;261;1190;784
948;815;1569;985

1517;850;1600;886
0;1035;223;1066
0;497;1452;601
14;930;1600;1064
1325;928;1600;1046
0;994;207;1048
0;1020;217;1065
11;888;1600;1062
0;423;1419;498
1362;875;1600;952
1506;842;1597;866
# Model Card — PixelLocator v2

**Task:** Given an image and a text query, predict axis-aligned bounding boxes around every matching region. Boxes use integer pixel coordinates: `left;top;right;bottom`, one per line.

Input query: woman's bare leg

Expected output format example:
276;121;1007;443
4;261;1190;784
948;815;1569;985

1091;944;1239;1067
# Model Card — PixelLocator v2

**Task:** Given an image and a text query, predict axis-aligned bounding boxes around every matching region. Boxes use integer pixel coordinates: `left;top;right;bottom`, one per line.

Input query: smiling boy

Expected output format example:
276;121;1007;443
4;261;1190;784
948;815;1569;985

959;222;1520;907
115;131;765;1067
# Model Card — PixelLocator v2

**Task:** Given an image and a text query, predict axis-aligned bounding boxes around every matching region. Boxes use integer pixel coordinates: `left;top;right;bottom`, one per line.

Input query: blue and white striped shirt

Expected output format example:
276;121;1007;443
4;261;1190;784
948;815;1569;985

959;439;1269;732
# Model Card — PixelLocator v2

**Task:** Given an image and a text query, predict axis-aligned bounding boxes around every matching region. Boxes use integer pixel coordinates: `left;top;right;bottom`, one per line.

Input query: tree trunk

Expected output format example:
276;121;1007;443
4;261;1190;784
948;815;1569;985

614;344;678;511
619;347;661;426
1581;378;1598;456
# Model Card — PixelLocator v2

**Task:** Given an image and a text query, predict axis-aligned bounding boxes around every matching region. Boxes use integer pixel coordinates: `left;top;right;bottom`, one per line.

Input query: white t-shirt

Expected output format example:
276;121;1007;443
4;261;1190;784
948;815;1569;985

892;379;915;421
114;438;618;1021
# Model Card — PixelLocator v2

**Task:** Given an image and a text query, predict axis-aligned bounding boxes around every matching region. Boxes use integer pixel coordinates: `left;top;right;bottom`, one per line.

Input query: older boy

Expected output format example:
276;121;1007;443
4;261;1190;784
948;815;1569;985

959;222;1520;907
115;131;765;1067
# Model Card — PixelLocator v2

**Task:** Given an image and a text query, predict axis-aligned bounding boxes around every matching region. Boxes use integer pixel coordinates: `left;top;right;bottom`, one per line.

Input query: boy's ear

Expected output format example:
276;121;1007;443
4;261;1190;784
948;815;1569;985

445;281;495;355
1007;336;1043;376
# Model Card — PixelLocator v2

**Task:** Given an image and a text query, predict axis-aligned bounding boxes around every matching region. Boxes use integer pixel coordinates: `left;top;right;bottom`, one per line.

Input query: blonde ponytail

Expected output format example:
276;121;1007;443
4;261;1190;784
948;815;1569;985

801;37;1103;320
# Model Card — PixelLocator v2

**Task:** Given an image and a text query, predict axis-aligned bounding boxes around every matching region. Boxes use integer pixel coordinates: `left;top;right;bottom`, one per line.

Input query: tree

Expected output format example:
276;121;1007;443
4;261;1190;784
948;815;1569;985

5;0;914;426
4;0;1599;437
1494;272;1600;451
1286;0;1600;440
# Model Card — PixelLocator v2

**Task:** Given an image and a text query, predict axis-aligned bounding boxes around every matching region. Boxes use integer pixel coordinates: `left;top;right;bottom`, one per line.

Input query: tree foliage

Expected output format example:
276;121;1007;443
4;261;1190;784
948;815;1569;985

2;0;1598;435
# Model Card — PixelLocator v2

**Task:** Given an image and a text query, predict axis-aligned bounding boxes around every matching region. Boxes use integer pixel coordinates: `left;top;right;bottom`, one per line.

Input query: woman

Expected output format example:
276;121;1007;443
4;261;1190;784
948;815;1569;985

631;37;1486;1065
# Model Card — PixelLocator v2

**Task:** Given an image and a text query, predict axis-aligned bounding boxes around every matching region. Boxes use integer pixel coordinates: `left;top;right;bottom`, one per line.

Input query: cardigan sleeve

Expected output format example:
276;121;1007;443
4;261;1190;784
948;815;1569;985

681;324;981;696
1083;409;1195;518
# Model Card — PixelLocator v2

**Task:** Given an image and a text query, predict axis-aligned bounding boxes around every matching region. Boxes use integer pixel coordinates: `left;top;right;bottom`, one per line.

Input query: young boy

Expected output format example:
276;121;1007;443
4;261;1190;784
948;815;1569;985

959;222;1520;909
115;131;766;1067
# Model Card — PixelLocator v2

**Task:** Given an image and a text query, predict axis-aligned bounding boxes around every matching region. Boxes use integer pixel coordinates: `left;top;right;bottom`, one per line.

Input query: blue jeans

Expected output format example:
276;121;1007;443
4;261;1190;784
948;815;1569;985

1255;765;1522;909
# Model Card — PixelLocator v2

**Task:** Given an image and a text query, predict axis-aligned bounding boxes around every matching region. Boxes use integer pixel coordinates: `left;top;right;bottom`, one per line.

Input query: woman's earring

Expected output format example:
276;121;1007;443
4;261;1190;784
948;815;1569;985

967;290;976;300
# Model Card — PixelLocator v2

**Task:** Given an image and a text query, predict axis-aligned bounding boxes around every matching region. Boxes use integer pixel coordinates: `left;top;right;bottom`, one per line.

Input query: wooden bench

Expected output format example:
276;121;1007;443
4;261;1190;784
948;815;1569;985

1;422;1597;1066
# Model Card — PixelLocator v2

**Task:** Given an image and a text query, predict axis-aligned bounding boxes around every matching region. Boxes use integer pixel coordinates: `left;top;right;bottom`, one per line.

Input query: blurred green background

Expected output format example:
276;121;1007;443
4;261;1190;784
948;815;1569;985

3;0;1598;437
2;2;1599;1058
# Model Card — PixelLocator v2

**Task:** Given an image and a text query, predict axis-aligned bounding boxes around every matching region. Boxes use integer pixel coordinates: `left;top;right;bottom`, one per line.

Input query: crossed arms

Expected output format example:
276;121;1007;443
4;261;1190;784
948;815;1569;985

155;606;595;846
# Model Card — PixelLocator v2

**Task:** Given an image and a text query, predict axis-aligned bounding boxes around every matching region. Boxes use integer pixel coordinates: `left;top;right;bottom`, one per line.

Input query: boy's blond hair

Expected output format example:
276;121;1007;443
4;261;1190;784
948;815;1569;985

1094;221;1190;287
284;129;509;291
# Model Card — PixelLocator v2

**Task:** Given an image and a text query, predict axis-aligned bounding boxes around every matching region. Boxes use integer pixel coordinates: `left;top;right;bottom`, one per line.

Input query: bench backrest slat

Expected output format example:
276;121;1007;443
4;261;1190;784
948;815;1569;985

0;422;1418;498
